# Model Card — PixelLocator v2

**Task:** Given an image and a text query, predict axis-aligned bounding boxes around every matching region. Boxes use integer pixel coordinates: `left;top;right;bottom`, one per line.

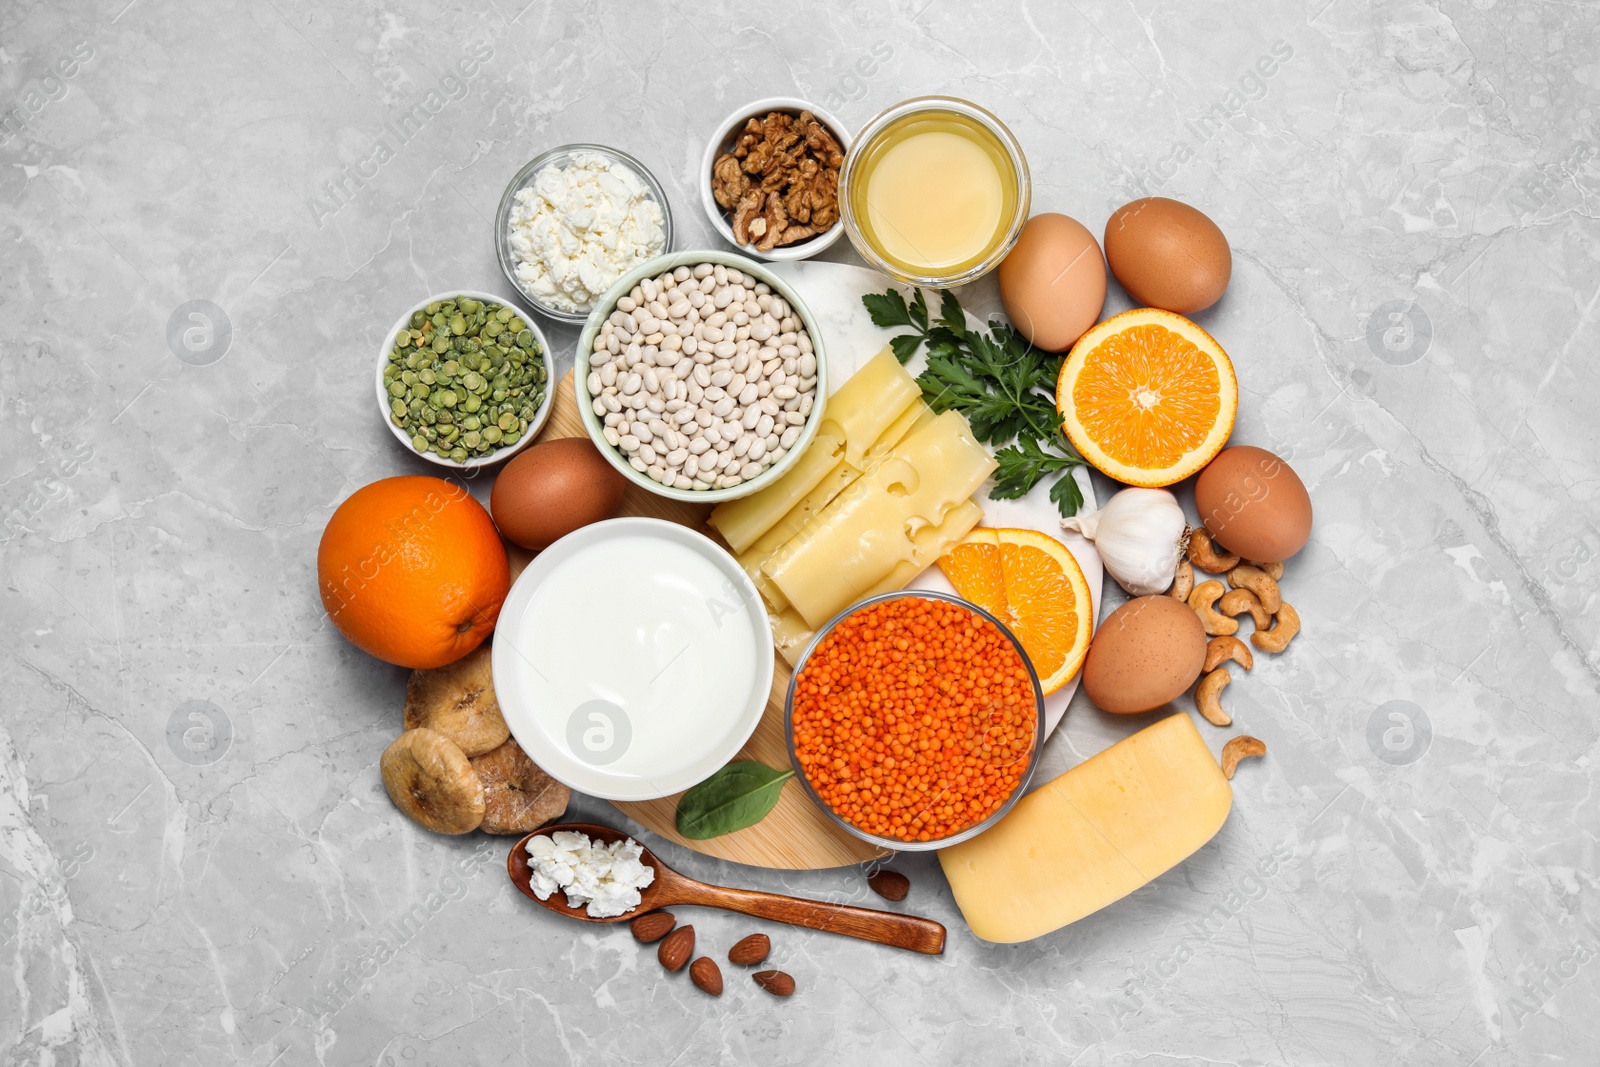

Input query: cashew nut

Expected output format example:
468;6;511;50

1167;559;1194;601
1220;735;1267;779
1204;635;1254;672
1194;667;1233;726
1248;560;1285;580
1251;602;1301;653
1187;579;1238;636
1185;527;1240;574
1218;587;1271;630
1228;564;1282;614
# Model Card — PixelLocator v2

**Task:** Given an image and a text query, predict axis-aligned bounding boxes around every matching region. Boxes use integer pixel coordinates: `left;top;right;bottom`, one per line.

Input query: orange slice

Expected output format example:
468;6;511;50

1056;308;1238;487
938;528;1093;695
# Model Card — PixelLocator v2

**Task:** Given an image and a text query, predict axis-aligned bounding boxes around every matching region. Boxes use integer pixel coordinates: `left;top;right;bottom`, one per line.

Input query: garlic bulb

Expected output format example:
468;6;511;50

1061;487;1187;596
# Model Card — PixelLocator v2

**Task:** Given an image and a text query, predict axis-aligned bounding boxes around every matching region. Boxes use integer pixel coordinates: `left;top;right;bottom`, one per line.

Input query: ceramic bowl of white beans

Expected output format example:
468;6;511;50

574;250;828;503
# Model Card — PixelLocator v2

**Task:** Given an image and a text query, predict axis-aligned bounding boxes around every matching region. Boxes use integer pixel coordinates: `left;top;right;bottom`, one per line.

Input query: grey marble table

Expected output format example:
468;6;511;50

3;1;1597;1064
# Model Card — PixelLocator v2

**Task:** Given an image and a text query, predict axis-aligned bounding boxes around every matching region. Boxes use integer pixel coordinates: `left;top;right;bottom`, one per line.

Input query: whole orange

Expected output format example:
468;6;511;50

317;476;509;669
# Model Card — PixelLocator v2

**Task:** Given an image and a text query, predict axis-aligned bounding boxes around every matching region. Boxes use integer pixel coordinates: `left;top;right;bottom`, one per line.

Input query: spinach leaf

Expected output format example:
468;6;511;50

675;762;795;839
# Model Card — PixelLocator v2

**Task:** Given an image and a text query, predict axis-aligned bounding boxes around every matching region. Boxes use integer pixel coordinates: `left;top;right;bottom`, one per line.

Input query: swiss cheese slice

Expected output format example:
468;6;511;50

770;606;816;667
762;411;997;629
860;499;984;600
939;713;1232;943
707;347;920;554
771;498;985;668
817;346;921;468
708;433;846;555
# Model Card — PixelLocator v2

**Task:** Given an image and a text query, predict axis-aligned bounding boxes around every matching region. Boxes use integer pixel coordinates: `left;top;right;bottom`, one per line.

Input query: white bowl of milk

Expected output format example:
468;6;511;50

492;517;774;801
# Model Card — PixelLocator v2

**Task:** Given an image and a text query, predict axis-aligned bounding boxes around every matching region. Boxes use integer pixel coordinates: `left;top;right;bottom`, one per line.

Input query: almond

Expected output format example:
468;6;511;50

867;869;910;902
631;911;676;944
727;932;770;966
689;956;723;996
658;924;694;972
753;969;795;997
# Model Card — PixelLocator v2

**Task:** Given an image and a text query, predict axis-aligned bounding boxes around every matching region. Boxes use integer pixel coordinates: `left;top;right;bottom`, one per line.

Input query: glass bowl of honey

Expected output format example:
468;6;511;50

840;96;1030;288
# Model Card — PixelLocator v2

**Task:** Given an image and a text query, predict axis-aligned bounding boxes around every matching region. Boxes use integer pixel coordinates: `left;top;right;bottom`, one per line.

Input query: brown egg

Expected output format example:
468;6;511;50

1103;198;1232;314
1081;595;1208;714
998;213;1107;352
1194;446;1312;563
490;438;627;551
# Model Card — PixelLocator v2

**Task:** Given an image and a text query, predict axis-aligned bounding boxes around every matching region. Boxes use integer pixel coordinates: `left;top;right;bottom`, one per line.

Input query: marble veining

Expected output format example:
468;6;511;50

1;1;1596;1064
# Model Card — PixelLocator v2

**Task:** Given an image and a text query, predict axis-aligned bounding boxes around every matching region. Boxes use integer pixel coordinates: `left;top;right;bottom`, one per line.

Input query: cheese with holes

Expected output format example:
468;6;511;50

762;411;997;628
708;347;921;553
771;498;984;667
770;606;816;666
733;399;938;606
709;433;846;554
817;346;921;468
938;713;1232;943
860;499;984;599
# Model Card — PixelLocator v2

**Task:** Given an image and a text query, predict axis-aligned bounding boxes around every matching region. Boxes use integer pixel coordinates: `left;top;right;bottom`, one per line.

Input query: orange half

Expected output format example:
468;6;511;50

1056;308;1238;486
938;528;1093;695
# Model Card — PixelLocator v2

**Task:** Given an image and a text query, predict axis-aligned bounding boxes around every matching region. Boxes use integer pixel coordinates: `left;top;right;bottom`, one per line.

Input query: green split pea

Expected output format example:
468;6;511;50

383;295;547;463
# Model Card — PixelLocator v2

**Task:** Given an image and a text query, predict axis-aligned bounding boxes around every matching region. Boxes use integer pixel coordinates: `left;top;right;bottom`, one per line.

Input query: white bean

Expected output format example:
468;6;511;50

588;260;816;490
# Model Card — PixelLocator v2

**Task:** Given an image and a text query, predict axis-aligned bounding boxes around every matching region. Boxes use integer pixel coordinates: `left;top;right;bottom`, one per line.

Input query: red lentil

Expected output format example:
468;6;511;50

791;596;1038;842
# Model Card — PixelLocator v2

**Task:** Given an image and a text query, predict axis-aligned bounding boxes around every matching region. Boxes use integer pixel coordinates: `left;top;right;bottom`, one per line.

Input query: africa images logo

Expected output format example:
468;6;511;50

306;42;494;229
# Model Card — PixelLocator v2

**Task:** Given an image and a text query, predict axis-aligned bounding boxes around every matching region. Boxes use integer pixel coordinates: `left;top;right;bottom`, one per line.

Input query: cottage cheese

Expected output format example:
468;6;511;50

508;153;666;314
524;830;656;918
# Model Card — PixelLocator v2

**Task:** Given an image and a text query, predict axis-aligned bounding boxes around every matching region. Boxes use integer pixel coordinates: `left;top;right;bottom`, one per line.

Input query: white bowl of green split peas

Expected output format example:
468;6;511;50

375;290;555;469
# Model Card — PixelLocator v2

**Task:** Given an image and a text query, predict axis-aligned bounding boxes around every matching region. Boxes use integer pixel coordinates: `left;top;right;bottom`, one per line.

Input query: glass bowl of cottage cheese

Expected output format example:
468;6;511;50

496;144;674;324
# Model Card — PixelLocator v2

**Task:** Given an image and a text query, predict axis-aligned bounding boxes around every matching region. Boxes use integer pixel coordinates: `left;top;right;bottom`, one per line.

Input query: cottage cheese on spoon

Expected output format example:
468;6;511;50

525;830;656;918
508;153;666;314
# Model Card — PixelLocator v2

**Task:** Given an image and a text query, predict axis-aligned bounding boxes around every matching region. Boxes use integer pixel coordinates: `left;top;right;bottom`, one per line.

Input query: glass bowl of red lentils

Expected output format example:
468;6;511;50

784;589;1045;851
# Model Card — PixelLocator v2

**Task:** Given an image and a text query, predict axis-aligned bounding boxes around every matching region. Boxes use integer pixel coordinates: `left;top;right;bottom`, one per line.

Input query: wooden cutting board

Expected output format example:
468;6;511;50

511;370;887;870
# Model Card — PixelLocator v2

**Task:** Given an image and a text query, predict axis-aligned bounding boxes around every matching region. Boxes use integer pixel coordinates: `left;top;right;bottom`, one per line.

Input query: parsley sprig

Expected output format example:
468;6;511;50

862;287;1087;517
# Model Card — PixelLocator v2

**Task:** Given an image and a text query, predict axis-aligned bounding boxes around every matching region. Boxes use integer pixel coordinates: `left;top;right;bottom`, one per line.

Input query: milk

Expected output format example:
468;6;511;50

507;531;762;791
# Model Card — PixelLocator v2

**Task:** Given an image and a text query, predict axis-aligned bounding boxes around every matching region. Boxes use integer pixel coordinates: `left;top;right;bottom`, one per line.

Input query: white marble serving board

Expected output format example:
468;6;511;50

767;260;1102;737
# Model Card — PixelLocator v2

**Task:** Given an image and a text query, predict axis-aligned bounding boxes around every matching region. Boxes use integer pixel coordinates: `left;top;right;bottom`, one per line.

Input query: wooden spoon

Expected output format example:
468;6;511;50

507;822;945;955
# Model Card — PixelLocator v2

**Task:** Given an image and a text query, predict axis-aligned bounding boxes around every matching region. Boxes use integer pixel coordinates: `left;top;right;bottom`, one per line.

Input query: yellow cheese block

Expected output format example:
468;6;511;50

818;346;921;468
762;411;997;629
939;713;1232;944
709;433;845;555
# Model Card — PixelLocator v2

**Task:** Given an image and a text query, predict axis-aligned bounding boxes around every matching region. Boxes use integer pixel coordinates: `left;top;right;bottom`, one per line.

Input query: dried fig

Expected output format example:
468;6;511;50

470;738;569;834
381;728;485;834
403;644;508;758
